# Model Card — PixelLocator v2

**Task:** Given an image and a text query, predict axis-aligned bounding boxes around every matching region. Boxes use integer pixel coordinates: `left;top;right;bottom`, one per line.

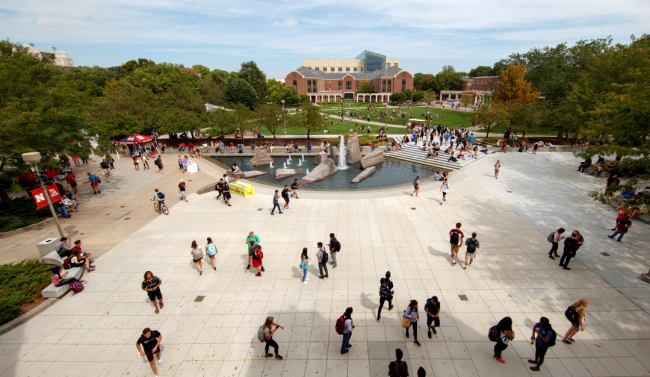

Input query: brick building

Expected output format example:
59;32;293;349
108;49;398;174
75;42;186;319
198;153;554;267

441;75;500;105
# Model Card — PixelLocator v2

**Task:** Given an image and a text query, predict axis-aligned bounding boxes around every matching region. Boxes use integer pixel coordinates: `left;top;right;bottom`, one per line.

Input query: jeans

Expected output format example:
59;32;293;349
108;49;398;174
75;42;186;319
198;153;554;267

341;332;352;353
549;241;559;257
331;252;337;267
265;338;279;355
405;321;418;341
216;189;222;199
318;262;328;277
59;206;69;218
55;277;78;287
377;297;392;318
560;250;575;268
535;344;548;366
271;202;282;214
302;268;308;283
609;230;626;241
494;338;508;358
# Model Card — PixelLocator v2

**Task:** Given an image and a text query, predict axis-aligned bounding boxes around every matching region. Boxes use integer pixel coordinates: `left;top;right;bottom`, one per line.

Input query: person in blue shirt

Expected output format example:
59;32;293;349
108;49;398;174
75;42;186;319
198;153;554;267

469;133;475;144
85;172;100;194
528;317;554;371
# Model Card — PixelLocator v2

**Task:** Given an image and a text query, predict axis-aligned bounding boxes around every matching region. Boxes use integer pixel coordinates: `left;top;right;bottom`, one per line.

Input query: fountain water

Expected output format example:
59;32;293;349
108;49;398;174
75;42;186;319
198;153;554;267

286;158;291;165
283;162;287;168
288;155;292;160
269;161;273;168
298;160;302;166
338;135;347;170
302;155;305;161
306;168;309;174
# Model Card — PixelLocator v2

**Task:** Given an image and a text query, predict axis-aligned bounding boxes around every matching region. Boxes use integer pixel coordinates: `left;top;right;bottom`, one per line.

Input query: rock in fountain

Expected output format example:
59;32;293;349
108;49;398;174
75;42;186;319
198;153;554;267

276;168;305;180
351;167;376;183
345;135;362;164
314;152;329;165
298;158;337;185
360;150;384;168
250;149;273;166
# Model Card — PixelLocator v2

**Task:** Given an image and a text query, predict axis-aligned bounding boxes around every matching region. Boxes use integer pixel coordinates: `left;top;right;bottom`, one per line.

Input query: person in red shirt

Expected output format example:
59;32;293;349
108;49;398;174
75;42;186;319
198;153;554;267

65;172;78;194
449;223;464;266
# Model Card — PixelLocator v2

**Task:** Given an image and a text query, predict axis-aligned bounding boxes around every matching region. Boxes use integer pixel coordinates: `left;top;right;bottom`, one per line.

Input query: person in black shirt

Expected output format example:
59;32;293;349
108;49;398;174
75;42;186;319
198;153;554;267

136;328;163;376
223;182;231;206
291;180;299;199
55;237;71;258
424;296;441;338
142;271;163;314
215;179;224;200
377;271;394;320
388;348;408;377
606;174;620;187
282;185;290;209
328;233;341;268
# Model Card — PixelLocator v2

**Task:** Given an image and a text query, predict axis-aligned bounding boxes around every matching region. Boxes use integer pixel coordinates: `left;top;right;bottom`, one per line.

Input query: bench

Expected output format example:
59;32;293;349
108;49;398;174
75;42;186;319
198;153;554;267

41;267;84;298
608;199;650;224
42;251;65;267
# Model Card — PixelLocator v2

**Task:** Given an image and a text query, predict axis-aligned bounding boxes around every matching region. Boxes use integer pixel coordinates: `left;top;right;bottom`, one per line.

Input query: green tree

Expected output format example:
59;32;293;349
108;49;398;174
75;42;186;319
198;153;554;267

191;64;211;76
225;78;259;109
199;79;226;106
474;101;508;137
299;94;311;105
415;73;438;93
469;66;494;77
238;61;268;102
402;89;413;101
201;108;239;137
356;81;375;94
147;107;200;135
413;90;426;102
435;71;462;91
254;104;286;138
120;58;155;77
65;66;119;97
413;73;424;88
208;69;237;87
461;93;473;109
441;65;456;73
390;92;406;104
124;63;199;94
291;104;325;140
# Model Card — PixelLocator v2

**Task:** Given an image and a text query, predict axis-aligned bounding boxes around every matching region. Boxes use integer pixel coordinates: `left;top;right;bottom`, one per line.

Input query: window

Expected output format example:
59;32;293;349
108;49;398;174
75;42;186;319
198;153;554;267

346;68;350;72
346;81;351;89
307;80;311;93
395;63;398;67
338;68;342;72
292;80;297;87
292;72;296;78
382;80;386;92
387;63;391;67
323;67;326;71
361;68;363;72
402;79;406;91
354;68;358;72
356;81;359;89
338;81;342;89
387;80;391;92
331;68;335;72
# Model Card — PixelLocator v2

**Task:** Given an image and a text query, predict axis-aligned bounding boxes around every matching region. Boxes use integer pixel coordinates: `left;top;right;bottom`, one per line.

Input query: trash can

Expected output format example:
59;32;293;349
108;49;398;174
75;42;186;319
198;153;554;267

37;238;59;258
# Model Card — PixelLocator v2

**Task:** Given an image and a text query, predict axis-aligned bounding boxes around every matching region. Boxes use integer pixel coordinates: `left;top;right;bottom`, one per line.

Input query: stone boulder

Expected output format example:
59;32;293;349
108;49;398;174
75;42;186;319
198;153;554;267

197;182;218;195
276;168;306;180
226;171;245;179
297;158;337;185
351;167;376;184
244;170;270;178
314;152;329;165
250;149;273;167
345;135;362;164
360;150;384;169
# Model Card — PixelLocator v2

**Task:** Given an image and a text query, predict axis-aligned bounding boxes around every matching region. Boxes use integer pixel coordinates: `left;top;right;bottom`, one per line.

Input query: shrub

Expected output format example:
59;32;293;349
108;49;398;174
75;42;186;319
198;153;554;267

0;259;53;325
0;197;51;232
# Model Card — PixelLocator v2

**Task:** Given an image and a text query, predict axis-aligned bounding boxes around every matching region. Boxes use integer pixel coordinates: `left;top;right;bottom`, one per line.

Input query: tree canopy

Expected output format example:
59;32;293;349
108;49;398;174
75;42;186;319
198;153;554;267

238;61;268;102
225;78;259;109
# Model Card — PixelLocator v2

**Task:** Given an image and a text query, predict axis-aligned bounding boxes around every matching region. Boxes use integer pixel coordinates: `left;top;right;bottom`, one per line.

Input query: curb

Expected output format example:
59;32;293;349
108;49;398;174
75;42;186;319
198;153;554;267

0;297;59;336
0;217;57;238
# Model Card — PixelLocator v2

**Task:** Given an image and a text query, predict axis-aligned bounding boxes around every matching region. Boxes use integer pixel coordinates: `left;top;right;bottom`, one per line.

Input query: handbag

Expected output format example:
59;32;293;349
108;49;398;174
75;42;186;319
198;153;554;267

401;316;411;329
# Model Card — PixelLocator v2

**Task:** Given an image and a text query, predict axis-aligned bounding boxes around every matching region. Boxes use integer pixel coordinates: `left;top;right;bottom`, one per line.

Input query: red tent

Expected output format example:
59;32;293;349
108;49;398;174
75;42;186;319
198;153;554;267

114;133;154;145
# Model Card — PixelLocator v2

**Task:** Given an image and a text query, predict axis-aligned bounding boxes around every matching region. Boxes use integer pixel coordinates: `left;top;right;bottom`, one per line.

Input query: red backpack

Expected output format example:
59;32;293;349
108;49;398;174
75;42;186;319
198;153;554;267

335;315;346;335
253;245;263;261
63;257;72;269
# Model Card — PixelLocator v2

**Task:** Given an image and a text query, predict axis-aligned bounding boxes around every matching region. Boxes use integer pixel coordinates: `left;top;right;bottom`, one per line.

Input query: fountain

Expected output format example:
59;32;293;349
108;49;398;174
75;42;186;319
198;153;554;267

288;155;292;160
269;161;273;168
298;160;302;166
283;162;287;168
286;158;291;165
338;135;347;170
302;155;305;161
306;168;309;174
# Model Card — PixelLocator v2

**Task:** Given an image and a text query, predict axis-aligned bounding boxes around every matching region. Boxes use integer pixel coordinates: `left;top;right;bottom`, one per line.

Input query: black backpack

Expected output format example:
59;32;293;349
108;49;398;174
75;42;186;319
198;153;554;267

466;238;477;253
320;249;328;263
450;230;460;245
157;192;165;200
547;326;557;347
565;306;579;323
379;280;390;298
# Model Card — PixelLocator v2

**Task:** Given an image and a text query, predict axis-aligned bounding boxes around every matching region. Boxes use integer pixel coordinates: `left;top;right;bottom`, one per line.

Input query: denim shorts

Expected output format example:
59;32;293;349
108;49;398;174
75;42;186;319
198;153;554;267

571;321;580;329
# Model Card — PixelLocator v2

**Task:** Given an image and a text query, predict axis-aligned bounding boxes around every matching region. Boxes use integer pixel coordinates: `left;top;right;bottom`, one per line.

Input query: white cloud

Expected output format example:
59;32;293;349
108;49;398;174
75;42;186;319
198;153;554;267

273;18;298;27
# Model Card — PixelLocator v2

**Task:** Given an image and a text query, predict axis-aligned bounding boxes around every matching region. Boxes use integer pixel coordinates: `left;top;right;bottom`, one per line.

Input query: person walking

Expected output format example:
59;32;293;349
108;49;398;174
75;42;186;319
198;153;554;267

388;348;409;377
215;179;224;200
142;271;163;314
528;317;554;371
223;181;232;206
261;317;284;359
424;296;440;338
463;232;480;269
411;176;420;197
562;299;588;344
377;271;394;320
300;248;310;285
136;328;163;377
493;316;515;363
133;155;140;171
494;160;501;179
449;222;464;266
251;241;264;277
271;190;283;215
316;242;329;279
205;237;218;271
190;240;204;275
291;179;300;199
340;307;355;354
328;233;341;268
548;228;565;259
100;159;111;177
282;185;291;209
608;215;631;242
404;300;421;346
85;172;101;194
440;179;449;205
178;179;188;202
559;231;578;270
141;154;150;170
246;232;260;270
65;172;78;194
155;156;164;173
177;154;183;170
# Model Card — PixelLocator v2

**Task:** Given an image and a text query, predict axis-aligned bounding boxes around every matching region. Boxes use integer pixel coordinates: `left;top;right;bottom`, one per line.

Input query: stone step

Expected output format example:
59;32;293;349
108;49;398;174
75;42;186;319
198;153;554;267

386;136;489;170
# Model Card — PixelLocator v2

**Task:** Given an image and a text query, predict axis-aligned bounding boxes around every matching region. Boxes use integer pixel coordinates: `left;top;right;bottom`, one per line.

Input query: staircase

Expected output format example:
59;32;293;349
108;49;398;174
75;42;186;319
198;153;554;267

384;137;490;171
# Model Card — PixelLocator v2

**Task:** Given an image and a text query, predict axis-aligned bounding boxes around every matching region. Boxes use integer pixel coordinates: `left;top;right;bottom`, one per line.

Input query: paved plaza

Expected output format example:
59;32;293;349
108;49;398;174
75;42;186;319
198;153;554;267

1;152;650;377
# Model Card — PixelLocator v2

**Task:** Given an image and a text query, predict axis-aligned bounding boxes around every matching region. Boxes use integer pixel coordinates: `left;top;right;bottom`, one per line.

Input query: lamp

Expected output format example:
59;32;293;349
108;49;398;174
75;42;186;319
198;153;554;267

281;100;285;110
22;152;66;240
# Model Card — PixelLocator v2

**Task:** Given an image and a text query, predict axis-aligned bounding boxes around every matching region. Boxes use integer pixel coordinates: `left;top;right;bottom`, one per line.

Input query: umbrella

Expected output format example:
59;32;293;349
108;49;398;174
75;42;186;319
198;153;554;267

114;133;154;145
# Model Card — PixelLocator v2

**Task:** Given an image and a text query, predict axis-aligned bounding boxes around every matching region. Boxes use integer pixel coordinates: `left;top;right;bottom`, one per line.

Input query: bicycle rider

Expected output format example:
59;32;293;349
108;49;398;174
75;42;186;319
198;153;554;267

153;189;165;211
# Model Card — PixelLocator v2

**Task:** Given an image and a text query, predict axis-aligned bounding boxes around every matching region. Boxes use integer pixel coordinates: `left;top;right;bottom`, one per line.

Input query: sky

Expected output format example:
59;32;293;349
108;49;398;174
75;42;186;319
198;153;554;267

1;0;648;80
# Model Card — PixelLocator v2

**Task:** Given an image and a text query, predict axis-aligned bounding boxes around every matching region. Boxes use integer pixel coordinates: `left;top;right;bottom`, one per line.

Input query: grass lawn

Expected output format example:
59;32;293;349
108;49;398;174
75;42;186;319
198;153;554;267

478;124;558;137
257;120;406;136
320;107;472;128
0;259;53;325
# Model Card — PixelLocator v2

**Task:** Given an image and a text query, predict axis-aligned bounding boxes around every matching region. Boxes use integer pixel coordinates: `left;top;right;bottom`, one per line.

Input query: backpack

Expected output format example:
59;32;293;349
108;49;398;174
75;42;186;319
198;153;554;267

192;248;204;260
320;250;328;263
332;240;342;252
466;238;478;253
63;257;72;269
488;325;499;342
206;243;217;256
547;326;557;347
450;230;460;245
253;245;263;261
547;232;555;243
70;281;84;294
157;192;165;200
390;360;408;377
564;237;577;252
257;326;266;343
565;306;579;323
379;280;390;298
96;176;102;184
335;315;346;335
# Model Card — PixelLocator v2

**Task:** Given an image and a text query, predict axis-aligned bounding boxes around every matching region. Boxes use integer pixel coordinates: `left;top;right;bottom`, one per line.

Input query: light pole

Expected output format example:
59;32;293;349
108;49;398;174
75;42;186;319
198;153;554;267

281;100;285;110
21;152;66;240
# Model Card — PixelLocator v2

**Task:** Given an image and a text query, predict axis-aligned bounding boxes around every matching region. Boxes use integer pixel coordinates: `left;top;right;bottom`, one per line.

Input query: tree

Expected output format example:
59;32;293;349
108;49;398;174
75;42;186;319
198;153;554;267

299;94;311;105
238;61;268;102
390;92;406;104
494;64;540;105
415;73;438;93
441;65;456;73
474;101;508;137
124;62;199;95
435;71;462;91
199;79;226;106
225;77;259;109
208;69;237;87
201;108;239;137
120;58;155;77
291;104;325;139
356;81;375;94
65;66;119;97
413;73;424;89
461;93;474;109
469;65;494;77
255;104;285;138
413;90;425;102
147;107;200;135
191;64;210;76
402;89;413;102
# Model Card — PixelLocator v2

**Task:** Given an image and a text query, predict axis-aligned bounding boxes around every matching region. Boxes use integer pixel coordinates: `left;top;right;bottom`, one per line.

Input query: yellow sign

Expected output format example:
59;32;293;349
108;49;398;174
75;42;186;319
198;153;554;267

230;181;256;197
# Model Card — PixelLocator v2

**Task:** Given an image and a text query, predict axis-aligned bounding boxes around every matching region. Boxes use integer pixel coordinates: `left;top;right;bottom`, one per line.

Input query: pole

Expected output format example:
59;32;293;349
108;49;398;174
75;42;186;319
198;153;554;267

35;167;66;240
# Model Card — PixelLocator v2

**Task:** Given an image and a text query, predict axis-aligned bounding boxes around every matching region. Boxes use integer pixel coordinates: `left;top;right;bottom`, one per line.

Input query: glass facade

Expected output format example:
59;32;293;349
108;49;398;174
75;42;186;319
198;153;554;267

355;50;386;73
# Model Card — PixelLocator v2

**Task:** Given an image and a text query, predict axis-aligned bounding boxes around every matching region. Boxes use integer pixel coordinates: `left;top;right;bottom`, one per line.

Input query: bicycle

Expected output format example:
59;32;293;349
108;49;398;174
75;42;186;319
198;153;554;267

152;199;169;215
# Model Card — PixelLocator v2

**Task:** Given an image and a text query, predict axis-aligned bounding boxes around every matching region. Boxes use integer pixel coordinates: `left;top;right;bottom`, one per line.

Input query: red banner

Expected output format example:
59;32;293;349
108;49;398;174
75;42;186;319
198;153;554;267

31;185;61;209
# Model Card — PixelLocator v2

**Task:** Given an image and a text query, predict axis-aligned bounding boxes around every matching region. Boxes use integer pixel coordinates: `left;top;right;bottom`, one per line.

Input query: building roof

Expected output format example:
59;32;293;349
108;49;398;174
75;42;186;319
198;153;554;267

294;65;406;80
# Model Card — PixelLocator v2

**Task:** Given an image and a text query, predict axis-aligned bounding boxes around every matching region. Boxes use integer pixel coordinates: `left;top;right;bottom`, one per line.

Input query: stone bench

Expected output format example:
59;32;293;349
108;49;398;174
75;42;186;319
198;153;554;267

42;251;65;267
41;267;84;298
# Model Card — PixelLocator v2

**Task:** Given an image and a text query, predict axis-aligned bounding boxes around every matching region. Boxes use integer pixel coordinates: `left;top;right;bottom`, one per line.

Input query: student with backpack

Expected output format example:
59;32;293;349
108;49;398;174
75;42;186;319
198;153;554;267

316;242;329;279
300;248;311;285
608;215;631;242
528;317;555;371
328;233;341;268
55;237;71;259
560;231;578;270
489;316;515;363
205;237;218;271
51;266;86;291
377;271;394;320
449;223;464;266
338;307;355;354
463;232;480;269
190;240;204;275
142;271;163;314
562;299;588;344
258;316;284;360
388;348;409;377
251;242;265;277
548;228;565;259
246;231;260;270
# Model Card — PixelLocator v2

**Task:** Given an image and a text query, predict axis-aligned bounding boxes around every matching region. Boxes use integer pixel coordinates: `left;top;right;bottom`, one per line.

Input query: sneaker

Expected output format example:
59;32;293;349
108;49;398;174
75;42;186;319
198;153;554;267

563;267;571;270
158;360;163;366
463;265;467;269
271;213;275;215
324;275;329;278
549;256;555;260
247;265;251;270
496;357;505;363
80;279;87;283
261;267;265;272
568;337;575;342
265;353;274;358
214;267;216;271
452;261;456;265
275;355;283;360
279;212;283;214
414;341;421;346
228;204;231;207
94;192;97;195
428;331;432;339
432;328;437;334
303;281;308;285
377;316;381;321
562;339;571;345
388;305;394;311
255;273;262;277
306;278;309;281
346;344;352;348
341;350;349;355
199;271;202;275
319;276;324;279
